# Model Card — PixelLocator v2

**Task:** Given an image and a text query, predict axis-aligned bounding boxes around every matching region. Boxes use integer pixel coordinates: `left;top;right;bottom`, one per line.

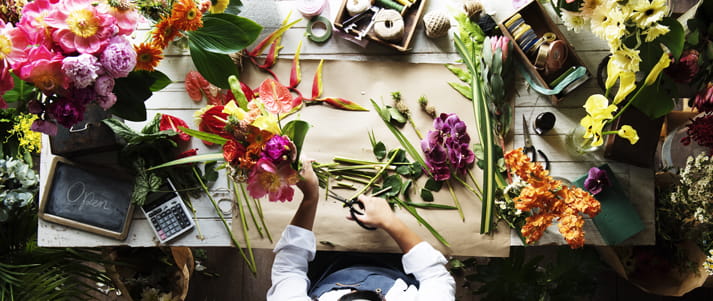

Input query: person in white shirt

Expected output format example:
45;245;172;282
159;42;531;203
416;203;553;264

266;162;456;300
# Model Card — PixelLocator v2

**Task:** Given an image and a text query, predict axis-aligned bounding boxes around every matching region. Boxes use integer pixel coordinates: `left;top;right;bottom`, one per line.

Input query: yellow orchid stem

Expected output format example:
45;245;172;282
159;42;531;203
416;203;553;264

446;180;465;222
192;167;256;274
230;179;257;275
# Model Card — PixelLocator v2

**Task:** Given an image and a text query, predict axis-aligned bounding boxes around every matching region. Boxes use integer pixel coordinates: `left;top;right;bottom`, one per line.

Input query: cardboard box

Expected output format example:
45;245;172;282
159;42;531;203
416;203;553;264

498;0;591;105
334;0;426;52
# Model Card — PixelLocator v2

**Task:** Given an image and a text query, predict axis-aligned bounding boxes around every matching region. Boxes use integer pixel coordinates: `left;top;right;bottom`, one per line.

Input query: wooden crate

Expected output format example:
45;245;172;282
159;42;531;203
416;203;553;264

498;0;591;105
334;0;426;52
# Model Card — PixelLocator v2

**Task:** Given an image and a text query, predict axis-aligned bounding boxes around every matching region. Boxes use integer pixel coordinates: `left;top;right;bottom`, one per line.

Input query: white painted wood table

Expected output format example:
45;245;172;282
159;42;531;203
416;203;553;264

38;0;654;250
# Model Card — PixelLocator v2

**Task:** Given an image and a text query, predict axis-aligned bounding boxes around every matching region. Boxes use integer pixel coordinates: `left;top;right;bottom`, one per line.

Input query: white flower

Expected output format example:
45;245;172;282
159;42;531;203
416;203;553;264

561;10;587;33
704;249;713;276
611;46;642;73
632;0;669;28
580;0;604;19
644;23;670;42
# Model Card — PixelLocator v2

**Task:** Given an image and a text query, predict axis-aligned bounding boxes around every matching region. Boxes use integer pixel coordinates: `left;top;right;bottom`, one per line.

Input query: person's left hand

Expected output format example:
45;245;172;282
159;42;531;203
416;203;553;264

296;160;319;202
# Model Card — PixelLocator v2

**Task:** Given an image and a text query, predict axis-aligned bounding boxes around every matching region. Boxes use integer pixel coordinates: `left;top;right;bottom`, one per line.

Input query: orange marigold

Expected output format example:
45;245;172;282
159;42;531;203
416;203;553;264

152;18;182;49
134;42;164;71
504;148;601;249
170;0;203;32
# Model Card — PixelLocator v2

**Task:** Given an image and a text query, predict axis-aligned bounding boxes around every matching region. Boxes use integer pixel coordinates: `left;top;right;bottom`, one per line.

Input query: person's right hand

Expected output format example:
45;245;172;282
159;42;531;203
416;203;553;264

348;195;397;230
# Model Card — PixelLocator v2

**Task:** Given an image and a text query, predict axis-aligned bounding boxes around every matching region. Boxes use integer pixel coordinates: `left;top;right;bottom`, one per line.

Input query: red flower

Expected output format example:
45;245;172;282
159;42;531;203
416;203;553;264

223;139;245;165
683;113;713;153
665;49;700;84
258;78;297;114
177;148;198;159
197;105;230;141
159;114;191;142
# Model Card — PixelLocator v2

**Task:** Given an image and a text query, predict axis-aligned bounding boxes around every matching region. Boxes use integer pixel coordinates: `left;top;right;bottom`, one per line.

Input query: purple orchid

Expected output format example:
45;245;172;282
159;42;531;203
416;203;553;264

584;167;611;196
262;135;295;164
421;113;475;180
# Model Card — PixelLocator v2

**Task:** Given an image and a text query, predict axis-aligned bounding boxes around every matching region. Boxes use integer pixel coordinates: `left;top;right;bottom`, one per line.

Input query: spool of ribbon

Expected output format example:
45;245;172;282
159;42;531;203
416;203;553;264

297;0;328;18
306;16;333;43
375;0;405;13
346;0;371;15
374;9;405;41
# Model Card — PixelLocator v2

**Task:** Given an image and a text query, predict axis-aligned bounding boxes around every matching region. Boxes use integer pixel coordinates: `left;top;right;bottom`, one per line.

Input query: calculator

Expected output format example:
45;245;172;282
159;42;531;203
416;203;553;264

141;180;195;244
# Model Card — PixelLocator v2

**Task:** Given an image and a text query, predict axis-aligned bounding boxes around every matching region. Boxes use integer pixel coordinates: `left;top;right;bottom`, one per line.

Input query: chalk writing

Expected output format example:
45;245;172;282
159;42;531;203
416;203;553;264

66;181;112;212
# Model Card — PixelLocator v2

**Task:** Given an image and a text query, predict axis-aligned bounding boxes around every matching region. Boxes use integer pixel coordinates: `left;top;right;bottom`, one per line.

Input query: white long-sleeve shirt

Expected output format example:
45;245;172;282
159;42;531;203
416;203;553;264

266;225;455;300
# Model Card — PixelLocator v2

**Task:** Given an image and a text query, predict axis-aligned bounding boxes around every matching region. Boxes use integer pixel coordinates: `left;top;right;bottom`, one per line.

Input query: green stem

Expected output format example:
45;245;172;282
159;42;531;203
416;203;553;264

391;201;457;210
241;182;264;238
333;156;409;166
601;130;618;136
348;151;399;200
609;83;647;122
192;167;255;274
454;173;482;200
392;197;450;247
467;169;483;196
408;117;423;140
241;183;273;243
446;180;465;221
338;175;371;185
231;179;257;275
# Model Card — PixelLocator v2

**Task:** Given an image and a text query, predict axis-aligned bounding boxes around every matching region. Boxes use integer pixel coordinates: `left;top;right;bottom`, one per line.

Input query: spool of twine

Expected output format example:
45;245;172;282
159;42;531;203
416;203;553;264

463;0;483;19
423;10;451;38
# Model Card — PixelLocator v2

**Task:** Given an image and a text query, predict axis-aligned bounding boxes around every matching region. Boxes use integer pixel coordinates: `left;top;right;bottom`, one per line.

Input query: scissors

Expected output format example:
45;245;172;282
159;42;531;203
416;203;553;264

327;191;377;230
522;115;551;170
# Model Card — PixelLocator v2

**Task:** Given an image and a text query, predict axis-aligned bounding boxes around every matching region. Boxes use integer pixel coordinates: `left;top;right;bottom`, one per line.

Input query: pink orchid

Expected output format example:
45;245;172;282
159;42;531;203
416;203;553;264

247;158;299;202
44;0;118;54
258;78;297;114
17;46;68;92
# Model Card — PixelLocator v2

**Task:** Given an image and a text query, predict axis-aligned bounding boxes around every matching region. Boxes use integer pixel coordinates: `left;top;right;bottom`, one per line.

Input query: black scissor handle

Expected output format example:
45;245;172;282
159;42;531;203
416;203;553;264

523;145;537;162
349;200;377;231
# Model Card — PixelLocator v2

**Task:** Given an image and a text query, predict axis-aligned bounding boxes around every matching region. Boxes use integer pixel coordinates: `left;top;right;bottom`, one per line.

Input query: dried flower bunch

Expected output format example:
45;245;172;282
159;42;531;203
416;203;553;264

504;149;601;248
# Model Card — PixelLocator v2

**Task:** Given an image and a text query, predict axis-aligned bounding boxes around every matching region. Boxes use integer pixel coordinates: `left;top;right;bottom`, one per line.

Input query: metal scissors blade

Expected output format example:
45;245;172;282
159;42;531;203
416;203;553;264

522;114;534;149
327;191;376;230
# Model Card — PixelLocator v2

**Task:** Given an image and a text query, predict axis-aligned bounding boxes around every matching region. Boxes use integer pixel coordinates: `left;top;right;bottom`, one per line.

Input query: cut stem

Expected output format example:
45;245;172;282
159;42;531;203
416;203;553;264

231;179;257;274
446;180;465;221
348;151;399;200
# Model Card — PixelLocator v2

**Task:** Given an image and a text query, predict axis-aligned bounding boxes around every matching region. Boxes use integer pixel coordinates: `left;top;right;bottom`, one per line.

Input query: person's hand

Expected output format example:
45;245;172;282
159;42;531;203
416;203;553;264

348;195;397;230
296;160;319;203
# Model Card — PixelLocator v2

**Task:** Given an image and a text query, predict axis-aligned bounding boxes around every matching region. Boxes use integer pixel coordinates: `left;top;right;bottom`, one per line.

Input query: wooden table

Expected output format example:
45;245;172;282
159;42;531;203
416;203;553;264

38;0;654;250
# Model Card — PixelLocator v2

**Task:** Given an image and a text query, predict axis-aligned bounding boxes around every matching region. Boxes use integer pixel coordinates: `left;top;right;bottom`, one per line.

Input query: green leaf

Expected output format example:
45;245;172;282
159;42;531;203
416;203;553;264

282;120;310;170
445;64;472;83
2;73;36;103
388;107;407;124
179;126;228;145
659;17;685;59
409;162;423;179
687;29;700;46
631;84;675;118
110;71;154;121
424;178;443;191
401;179;412;197
186;14;262;54
188;42;239;89
204;161;219;183
420;188;434;202
148;153;225;170
387;148;406;163
383;175;402;197
102;118;137;142
448;82;473;100
374;142;386;160
141;113;162;134
396;165;411;176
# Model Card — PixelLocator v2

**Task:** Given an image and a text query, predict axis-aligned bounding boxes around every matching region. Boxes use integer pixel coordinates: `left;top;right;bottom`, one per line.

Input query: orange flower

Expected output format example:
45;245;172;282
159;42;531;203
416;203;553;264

170;0;203;32
134;42;164;71
505;148;601;249
152;18;181;49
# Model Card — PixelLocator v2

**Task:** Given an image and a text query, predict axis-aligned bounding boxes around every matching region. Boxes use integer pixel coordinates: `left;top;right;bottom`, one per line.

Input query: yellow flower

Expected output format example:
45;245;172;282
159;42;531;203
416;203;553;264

632;0;668;28
9;113;41;153
606;58;622;89
644;51;671;86
583;94;617;120
580;115;606;146
590;5;611;39
223;100;247;120
611;46;642;73
193;105;213;126
617;125;639;144
209;0;229;13
613;71;636;104
252;113;280;134
579;0;603;19
644;23;670;42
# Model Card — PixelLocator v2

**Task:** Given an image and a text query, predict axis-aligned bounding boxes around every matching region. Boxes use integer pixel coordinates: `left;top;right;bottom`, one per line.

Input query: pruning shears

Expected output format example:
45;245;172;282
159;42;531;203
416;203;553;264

522;114;551;170
327;191;377;231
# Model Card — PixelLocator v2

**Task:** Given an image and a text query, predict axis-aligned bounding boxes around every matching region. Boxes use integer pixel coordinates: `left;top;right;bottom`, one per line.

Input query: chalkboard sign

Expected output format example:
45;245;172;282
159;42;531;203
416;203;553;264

39;157;135;240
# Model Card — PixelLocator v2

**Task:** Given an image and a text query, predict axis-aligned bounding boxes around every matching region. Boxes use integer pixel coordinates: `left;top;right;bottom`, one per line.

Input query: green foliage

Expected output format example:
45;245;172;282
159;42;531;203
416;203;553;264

0;157;38;222
282;120;310;170
450;247;602;301
187;14;262;88
110;71;156;122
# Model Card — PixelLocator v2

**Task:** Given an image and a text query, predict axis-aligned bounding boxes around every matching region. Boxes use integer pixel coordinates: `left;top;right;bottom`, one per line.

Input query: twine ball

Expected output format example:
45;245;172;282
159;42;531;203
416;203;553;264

423;10;451;39
374;9;405;41
346;0;372;16
464;0;483;19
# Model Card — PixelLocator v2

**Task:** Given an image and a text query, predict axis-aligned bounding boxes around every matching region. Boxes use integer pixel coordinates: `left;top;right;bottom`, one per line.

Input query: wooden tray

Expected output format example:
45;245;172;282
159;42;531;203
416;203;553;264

498;0;591;105
334;0;426;52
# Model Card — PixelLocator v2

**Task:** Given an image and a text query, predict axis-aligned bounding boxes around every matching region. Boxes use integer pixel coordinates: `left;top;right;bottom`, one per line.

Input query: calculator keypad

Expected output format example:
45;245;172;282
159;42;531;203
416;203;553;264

146;199;194;242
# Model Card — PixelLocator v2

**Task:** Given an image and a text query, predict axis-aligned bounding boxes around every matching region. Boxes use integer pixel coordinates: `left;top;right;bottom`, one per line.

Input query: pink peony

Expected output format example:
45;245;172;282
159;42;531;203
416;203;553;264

103;1;140;36
17;46;68;92
96;92;117;110
16;0;55;46
94;75;114;96
100;35;136;78
62;53;103;88
44;0;118;54
247;158;299;202
0;60;13;109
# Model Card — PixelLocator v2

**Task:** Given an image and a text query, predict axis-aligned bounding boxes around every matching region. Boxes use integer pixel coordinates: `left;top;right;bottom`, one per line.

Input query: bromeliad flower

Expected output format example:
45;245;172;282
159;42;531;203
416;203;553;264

583;167;610;195
247;158;299;203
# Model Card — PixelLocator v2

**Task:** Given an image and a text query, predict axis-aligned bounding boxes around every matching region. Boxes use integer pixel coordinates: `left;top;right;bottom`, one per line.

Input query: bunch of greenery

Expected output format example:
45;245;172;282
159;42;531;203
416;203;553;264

449;246;602;300
0;156;37;222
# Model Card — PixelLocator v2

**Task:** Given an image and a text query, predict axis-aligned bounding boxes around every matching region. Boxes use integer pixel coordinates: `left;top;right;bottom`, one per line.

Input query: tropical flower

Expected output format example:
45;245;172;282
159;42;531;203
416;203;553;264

583;167;610;195
159;114;191;142
644;51;671;86
421;113;475;180
246;158;299;202
258;78;298;115
583;94;617;120
134;42;164;71
617;125;639;144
